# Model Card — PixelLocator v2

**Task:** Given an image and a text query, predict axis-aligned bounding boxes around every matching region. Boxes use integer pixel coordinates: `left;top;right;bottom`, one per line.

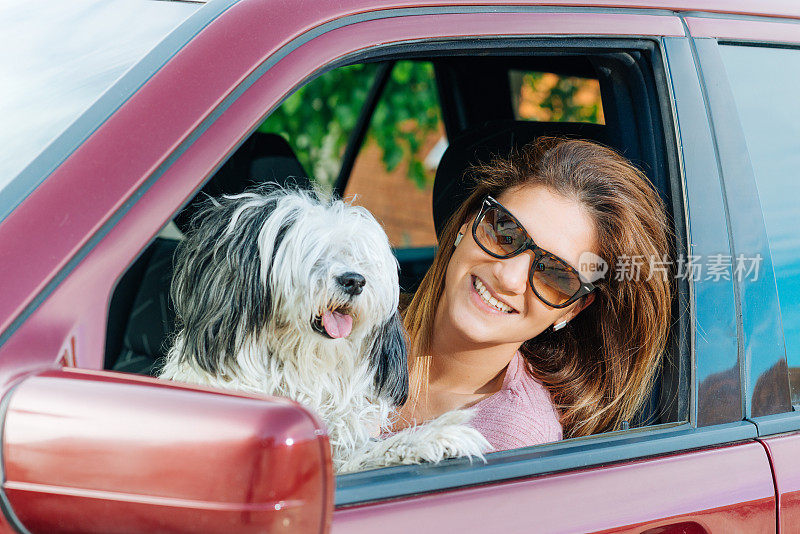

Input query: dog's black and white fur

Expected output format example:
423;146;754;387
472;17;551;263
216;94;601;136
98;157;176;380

159;188;489;472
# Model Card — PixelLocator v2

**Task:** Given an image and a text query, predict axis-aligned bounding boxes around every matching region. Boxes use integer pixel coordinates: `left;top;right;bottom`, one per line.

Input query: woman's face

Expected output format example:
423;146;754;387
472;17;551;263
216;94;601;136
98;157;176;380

438;184;598;348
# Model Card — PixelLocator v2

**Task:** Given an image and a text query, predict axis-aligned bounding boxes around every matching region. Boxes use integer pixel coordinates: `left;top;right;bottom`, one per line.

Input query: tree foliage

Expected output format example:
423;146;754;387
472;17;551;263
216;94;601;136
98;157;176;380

367;61;441;189
511;70;604;124
258;61;441;189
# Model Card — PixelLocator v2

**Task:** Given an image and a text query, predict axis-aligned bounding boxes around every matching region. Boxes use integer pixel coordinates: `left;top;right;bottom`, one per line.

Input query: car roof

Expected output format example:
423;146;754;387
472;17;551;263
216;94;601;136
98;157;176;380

173;0;800;18
206;0;800;19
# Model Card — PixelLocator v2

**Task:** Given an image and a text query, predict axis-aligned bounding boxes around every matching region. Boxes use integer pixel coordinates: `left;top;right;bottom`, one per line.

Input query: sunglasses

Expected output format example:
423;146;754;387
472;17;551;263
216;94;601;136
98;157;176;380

471;195;596;308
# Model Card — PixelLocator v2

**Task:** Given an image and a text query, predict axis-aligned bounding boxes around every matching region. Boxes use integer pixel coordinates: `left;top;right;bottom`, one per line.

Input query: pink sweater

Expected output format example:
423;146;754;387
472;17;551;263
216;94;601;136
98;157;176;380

469;351;563;451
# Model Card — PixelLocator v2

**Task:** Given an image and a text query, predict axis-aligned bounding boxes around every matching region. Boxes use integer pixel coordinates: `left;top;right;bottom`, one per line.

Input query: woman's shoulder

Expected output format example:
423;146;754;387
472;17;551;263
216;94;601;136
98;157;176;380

469;354;563;450
505;352;559;410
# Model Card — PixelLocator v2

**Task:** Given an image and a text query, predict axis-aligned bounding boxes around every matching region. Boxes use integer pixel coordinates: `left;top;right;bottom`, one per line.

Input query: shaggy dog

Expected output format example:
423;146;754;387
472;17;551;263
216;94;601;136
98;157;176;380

159;188;489;472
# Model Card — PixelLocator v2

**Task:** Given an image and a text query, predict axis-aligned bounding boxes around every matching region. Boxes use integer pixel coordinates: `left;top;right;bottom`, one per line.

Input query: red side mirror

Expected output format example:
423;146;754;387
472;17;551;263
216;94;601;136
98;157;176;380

0;369;333;533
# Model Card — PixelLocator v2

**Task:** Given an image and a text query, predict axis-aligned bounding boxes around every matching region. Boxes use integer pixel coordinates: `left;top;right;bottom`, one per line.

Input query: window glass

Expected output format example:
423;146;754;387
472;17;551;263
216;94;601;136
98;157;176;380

509;70;604;123
345;61;443;248
719;44;800;403
258;63;379;189
0;0;197;196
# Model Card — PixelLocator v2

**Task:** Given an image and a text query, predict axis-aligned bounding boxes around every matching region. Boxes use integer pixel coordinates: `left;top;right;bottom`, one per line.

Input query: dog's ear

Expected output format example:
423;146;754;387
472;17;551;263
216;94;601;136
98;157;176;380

370;310;409;406
171;193;280;375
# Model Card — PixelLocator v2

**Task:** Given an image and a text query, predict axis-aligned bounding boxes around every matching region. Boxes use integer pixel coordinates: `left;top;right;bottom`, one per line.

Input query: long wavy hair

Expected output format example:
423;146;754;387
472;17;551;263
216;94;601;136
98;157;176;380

403;137;673;438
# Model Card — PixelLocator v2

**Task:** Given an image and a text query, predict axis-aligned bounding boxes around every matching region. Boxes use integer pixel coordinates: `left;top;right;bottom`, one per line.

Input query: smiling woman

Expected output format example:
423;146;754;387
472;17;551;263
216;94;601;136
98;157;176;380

399;137;673;448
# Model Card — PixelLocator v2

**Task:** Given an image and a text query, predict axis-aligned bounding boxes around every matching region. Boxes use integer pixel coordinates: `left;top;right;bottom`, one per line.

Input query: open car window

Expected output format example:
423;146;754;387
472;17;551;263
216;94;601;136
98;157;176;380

104;36;689;504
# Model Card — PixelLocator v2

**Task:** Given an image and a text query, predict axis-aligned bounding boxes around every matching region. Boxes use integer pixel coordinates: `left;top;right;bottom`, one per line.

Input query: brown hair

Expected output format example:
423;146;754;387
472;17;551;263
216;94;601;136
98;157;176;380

403;137;673;438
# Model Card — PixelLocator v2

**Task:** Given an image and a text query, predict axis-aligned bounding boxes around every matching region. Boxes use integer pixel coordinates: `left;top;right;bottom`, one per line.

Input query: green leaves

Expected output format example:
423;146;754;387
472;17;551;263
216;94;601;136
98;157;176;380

512;71;604;124
368;61;441;189
258;61;441;190
258;63;377;186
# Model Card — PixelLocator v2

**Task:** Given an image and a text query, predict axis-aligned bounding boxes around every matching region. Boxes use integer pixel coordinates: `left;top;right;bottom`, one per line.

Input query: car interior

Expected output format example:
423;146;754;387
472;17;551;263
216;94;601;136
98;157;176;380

104;42;689;444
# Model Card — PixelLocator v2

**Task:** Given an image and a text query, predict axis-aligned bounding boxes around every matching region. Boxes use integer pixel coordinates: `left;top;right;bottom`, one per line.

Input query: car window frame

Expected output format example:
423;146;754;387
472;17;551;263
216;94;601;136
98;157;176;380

131;31;704;505
81;31;706;507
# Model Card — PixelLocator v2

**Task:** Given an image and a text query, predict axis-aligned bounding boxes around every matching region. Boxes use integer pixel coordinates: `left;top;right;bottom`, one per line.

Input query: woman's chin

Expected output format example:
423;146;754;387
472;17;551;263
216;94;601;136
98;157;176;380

437;274;521;346
447;300;505;344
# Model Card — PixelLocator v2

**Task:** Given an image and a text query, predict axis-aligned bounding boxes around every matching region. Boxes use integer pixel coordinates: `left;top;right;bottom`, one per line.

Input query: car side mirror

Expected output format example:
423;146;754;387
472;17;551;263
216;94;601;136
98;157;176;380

0;369;333;533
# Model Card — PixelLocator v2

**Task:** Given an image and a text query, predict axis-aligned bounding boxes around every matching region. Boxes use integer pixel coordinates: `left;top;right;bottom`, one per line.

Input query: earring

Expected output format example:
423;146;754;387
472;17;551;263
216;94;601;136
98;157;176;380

552;319;568;331
454;232;463;247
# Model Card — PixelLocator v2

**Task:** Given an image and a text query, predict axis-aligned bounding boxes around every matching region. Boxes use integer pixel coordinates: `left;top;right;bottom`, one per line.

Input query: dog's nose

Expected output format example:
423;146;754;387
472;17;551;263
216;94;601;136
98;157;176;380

337;272;366;296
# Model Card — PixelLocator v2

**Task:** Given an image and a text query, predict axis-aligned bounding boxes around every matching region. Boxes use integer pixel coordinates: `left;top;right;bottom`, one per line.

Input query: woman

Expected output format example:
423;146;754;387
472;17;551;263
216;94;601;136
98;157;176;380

397;137;672;450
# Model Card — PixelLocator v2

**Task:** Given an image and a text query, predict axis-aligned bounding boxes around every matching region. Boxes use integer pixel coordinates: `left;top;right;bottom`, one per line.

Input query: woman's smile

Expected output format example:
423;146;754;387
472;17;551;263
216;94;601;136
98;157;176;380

470;275;517;314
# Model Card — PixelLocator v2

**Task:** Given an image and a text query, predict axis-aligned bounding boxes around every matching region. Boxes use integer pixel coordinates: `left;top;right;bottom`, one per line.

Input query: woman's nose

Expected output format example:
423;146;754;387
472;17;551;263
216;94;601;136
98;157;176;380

492;252;532;294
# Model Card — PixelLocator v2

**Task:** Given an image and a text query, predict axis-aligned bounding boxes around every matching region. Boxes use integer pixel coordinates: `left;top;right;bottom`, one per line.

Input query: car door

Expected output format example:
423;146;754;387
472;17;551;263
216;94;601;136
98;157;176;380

686;14;800;533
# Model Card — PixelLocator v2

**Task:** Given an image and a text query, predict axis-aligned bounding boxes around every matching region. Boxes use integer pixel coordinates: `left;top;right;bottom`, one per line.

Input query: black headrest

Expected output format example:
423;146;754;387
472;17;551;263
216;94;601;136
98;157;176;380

432;120;612;239
174;132;310;233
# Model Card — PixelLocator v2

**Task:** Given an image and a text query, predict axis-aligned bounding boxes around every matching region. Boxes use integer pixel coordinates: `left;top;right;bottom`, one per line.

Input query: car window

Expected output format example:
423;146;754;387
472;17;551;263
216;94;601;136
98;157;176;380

0;0;197;196
718;43;800;404
509;70;604;124
345;60;443;249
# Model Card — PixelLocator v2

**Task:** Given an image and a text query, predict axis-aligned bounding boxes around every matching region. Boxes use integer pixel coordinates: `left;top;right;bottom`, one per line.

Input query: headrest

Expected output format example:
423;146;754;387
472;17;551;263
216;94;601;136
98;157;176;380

174;132;310;234
432;120;612;239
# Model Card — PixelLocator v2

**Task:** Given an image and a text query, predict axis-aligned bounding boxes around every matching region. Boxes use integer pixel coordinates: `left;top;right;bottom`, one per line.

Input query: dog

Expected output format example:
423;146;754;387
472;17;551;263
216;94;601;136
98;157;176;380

159;187;490;473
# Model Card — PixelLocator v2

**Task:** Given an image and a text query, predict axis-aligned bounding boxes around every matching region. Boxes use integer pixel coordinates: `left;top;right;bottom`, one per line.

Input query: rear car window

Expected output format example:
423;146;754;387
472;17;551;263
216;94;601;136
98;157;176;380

509;70;604;124
719;43;800;404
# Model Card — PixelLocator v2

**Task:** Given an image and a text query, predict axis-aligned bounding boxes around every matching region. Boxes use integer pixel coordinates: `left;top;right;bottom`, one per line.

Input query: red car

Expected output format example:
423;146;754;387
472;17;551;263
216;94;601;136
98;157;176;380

2;0;800;532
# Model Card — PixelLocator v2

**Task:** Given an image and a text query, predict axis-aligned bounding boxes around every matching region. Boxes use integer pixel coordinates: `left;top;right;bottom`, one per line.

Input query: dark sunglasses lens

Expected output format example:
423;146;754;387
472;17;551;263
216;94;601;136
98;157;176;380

530;254;582;306
475;207;526;256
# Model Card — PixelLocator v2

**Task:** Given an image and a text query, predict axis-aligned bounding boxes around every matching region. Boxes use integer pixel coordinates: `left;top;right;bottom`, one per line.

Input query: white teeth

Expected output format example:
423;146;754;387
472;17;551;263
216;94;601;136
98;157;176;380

473;277;513;313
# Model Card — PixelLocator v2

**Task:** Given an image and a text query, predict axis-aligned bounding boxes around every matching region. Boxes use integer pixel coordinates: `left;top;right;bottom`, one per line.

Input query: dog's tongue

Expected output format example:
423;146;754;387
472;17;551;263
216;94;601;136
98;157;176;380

322;310;353;339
